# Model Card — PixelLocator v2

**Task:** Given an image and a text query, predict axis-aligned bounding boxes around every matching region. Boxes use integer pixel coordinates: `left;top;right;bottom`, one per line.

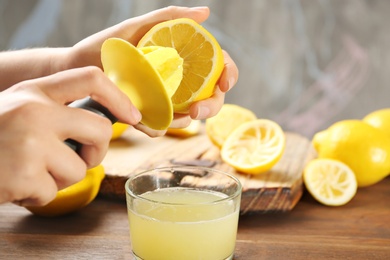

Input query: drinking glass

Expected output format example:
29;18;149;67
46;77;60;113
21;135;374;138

125;166;242;260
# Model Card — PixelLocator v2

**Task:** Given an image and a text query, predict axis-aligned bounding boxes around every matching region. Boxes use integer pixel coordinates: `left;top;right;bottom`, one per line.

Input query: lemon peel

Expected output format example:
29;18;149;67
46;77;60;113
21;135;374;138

221;119;285;174
363;108;390;138
26;165;105;217
166;120;201;137
303;158;357;206
111;122;129;140
138;18;224;113
313;120;390;187
206;104;257;147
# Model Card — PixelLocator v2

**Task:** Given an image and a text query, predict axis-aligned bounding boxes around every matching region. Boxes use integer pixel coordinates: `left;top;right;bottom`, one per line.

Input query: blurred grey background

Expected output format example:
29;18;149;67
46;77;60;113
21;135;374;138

1;0;389;138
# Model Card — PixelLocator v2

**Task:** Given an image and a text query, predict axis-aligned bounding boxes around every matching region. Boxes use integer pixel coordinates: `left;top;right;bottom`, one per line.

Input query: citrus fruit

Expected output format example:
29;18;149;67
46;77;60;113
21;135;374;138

137;18;224;113
303;158;357;206
166;120;201;137
362;108;390;138
139;46;183;98
206;104;257;147
26;164;105;217
111;122;129;140
312;120;390;187
221;119;285;174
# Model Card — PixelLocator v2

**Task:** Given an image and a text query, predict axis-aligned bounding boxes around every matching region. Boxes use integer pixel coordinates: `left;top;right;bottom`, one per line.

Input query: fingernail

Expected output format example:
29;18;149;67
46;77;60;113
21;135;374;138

131;107;142;123
228;77;235;91
192;6;209;10
196;106;210;119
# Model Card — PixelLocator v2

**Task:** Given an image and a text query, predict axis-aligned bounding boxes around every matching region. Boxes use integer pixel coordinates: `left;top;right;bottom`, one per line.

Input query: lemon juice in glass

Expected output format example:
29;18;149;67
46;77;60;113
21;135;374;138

125;166;242;260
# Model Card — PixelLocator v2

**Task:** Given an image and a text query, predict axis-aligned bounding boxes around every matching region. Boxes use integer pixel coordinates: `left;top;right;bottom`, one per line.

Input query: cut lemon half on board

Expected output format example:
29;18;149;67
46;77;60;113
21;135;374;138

303;159;357;206
221;119;285;174
137;18;224;113
206;104;257;147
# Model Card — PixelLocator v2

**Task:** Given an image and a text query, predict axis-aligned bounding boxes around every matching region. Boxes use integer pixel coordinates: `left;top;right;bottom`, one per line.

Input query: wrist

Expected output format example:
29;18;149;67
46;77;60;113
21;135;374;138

49;47;73;74
0;48;73;90
64;43;104;71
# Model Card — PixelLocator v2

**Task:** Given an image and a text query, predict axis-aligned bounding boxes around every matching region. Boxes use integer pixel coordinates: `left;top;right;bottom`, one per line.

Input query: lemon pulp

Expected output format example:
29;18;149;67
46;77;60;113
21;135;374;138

303;158;357;206
138;18;224;113
206;104;257;148
221;119;285;174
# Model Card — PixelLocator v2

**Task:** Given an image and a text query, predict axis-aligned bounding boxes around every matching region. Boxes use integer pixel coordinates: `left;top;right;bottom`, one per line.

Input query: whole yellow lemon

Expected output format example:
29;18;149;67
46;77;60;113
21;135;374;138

312;120;390;187
363;108;390;138
111;122;129;140
26;164;105;217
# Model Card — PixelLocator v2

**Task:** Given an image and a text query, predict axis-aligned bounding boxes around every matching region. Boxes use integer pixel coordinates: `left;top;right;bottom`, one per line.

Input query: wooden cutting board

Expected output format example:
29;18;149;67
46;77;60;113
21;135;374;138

99;125;317;214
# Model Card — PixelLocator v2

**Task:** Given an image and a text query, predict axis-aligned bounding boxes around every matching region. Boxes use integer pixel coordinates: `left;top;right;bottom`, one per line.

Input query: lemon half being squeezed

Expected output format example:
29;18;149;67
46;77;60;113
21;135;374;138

102;18;224;127
138;18;225;113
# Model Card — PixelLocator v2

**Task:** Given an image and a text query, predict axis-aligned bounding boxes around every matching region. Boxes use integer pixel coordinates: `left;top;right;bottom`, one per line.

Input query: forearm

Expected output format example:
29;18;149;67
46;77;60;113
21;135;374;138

0;47;71;90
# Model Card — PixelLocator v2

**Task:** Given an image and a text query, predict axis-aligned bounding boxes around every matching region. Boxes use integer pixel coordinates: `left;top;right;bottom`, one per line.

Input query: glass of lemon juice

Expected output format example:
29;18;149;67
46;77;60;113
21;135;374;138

125;166;242;260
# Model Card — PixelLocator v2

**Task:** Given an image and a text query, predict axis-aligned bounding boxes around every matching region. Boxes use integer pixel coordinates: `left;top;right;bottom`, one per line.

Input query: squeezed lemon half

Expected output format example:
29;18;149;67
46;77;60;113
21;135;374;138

206;104;257;148
221;119;286;174
303;158;358;206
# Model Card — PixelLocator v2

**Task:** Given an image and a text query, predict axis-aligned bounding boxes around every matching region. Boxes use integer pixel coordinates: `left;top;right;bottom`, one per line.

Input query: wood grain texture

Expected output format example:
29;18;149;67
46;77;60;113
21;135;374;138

100;126;317;214
1;177;389;259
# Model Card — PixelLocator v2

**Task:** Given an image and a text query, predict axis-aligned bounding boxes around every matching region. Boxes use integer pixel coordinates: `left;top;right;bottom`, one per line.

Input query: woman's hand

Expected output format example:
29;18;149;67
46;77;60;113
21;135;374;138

69;6;239;136
0;67;141;206
0;6;238;206
70;6;211;68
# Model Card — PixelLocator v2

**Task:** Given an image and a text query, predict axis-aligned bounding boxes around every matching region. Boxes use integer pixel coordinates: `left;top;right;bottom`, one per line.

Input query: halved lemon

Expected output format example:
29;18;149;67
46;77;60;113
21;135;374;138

139;46;183;98
166;120;201;137
303;158;357;206
221;119;285;174
137;18;224;113
206;104;257;147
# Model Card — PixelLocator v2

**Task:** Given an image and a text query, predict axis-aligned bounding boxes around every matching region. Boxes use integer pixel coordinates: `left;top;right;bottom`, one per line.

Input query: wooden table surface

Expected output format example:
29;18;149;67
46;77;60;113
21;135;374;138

1;177;389;260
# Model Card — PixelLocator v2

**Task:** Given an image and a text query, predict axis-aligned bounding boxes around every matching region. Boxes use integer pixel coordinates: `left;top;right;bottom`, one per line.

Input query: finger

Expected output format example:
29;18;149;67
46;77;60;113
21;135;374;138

170;114;192;128
218;50;239;93
189;87;225;120
143;6;210;23
12;170;58;207
45;138;87;189
121;6;211;44
134;115;191;136
35;67;142;125
78;139;110;169
71;6;211;70
58;106;113;167
133;123;167;138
